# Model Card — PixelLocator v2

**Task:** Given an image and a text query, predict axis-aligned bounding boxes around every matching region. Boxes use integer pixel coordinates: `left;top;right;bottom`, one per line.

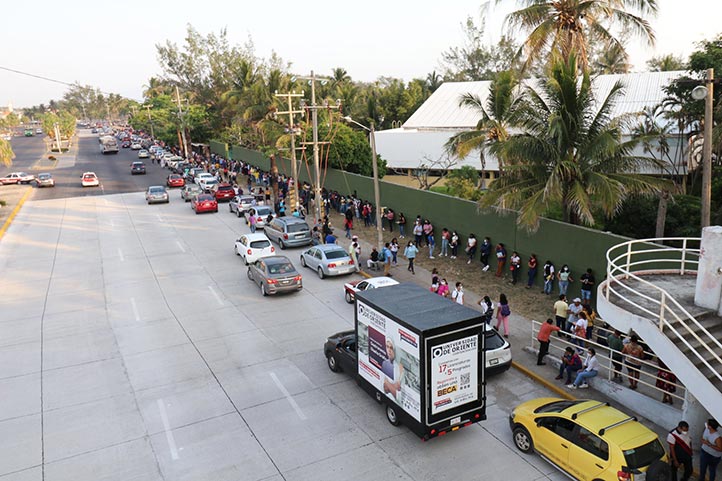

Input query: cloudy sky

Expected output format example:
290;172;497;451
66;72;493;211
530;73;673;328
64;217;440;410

1;0;719;108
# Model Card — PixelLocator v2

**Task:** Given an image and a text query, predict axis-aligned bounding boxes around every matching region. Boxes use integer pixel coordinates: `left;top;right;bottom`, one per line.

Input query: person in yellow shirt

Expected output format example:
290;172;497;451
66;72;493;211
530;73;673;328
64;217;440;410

553;295;569;335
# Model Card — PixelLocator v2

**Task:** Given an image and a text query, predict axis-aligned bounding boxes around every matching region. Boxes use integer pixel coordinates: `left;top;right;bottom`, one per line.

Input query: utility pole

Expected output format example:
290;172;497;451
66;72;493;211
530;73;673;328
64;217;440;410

274;90;305;212
701;68;714;228
144;105;155;139
175;86;188;159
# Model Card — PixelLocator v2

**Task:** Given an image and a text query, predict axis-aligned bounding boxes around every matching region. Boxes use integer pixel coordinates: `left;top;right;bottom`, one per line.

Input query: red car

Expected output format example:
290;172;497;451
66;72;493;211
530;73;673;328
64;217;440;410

191;194;218;214
213;183;235;202
166;174;185;188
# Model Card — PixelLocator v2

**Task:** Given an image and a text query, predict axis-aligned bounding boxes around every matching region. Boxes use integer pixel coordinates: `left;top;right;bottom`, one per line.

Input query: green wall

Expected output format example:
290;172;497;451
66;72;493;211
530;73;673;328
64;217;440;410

216;143;638;291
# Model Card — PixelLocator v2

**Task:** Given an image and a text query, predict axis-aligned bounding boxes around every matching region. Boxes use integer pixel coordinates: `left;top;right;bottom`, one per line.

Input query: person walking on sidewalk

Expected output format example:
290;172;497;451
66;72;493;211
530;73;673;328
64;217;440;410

700;419;722;481
495;293;511;338
451;282;464;305
382;243;393;277
390;238;399;265
668;421;693;481
478;296;495;325
403;241;418;275
537;318;561;365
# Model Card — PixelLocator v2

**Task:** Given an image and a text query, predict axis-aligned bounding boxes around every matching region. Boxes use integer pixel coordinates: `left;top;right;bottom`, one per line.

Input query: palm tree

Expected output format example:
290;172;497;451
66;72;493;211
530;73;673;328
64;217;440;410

593;40;631;74
502;0;657;71
0;138;13;167
483;53;667;229
444;70;519;187
143;77;172;100
426;71;443;93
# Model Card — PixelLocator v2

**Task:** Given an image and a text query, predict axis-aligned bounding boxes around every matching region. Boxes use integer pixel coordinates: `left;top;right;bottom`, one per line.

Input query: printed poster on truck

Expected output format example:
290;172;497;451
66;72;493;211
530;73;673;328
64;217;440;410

430;335;479;415
357;302;421;422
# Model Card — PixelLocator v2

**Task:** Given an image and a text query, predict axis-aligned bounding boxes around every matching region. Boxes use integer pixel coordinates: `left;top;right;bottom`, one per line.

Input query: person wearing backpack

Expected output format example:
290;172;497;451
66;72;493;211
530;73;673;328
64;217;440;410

495;293;511;338
668;421;693;481
477;296;495;325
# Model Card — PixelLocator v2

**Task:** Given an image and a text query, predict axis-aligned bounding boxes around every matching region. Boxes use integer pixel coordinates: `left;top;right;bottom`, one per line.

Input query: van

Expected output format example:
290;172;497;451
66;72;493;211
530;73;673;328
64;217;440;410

264;217;312;249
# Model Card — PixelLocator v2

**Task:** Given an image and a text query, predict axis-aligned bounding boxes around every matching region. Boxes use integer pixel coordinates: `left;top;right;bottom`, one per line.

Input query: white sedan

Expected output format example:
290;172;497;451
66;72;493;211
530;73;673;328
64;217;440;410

131;143;142;150
81;172;100;187
234;233;276;265
0;172;35;185
138;149;149;159
194;173;215;186
343;276;399;303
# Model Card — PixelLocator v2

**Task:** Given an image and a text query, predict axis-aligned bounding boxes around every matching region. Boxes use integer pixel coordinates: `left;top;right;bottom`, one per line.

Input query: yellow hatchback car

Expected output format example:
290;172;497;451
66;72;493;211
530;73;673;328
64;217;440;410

509;398;667;481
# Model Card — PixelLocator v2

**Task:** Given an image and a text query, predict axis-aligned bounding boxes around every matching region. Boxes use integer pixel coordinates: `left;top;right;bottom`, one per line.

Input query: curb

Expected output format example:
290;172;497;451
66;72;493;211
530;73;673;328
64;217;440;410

0;188;32;241
511;361;576;401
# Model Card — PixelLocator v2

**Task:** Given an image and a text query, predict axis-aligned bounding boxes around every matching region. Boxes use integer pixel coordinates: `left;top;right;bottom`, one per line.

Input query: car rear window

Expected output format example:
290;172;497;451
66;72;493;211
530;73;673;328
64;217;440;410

325;250;347;260
197;195;214;201
485;330;507;350
218;186;234;191
250;240;271;249
268;263;295;275
255;207;273;215
623;439;665;470
287;223;309;233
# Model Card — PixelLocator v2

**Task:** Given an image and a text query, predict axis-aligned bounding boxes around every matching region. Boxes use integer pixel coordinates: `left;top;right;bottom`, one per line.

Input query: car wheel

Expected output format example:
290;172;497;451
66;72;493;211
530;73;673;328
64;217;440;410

195;210;199;215
318;267;325;279
345;291;354;304
261;282;268;296
234;245;239;256
236;209;242;218
279;240;286;250
243;256;249;266
229;205;233;213
512;426;534;454
386;405;401;426
327;353;340;372
301;256;306;267
246;269;253;281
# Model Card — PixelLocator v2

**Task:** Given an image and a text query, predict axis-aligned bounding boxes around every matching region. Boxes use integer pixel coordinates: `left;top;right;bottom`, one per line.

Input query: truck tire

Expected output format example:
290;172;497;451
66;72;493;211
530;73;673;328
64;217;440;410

386;405;401;426
327;354;340;372
512;426;534;454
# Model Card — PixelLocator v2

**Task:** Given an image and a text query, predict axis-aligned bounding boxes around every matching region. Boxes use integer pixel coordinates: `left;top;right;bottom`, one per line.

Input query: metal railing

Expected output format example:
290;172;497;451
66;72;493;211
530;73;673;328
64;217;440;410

531;320;686;403
603;237;722;386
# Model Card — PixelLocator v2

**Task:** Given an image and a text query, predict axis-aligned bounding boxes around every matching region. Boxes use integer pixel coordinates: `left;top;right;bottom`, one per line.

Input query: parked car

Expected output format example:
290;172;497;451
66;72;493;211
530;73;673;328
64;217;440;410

194;173;214;186
234;232;276;265
145;185;169;204
509;398;667;481
246;256;302;296
191;193;218;214
229;195;256;217
185;167;205;184
130;162;146;175
166;174;185;188
246;205;276;229
0;172;35;185
324;323;511;376
264;217;312;249
343;276;399;304
81;172;99;187
138;149;149;159
35;173;55;188
130;143;141;150
212;183;235;202
180;184;202;202
300;244;356;278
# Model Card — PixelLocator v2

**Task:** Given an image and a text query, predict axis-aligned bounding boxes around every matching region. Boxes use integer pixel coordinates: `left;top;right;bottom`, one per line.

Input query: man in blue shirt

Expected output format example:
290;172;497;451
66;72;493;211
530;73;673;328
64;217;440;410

382;242;393;277
325;232;337;244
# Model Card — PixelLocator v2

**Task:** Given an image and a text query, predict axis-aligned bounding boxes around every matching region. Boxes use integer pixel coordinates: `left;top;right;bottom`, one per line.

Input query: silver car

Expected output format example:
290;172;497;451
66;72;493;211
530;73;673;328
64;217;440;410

246;205;276;229
180;184;202;202
300;244;356;278
264;216;312;249
145;185;169;204
35;173;55;188
246;256;303;296
229;195;256;217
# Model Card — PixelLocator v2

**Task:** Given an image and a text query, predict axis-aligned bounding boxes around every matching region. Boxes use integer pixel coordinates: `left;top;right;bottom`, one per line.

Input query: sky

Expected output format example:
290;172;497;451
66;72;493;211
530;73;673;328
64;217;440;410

1;0;719;108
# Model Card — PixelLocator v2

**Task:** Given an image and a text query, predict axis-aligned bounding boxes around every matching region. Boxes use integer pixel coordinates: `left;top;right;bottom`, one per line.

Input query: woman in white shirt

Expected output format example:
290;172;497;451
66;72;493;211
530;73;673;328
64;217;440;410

568;348;599;389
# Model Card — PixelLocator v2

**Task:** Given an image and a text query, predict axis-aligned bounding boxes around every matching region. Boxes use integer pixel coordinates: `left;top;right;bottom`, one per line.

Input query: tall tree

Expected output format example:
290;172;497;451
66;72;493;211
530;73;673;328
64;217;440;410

483;53;666;229
0;139;14;167
591;40;631;74
647;54;686;72
502;0;657;72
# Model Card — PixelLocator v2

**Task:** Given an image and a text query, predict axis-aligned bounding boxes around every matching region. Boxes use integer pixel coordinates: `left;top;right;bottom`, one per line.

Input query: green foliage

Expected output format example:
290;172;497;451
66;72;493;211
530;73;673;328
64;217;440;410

0;138;14;167
0;113;21;129
604;195;702;238
646;54;686;72
318;122;385;178
38;111;75;139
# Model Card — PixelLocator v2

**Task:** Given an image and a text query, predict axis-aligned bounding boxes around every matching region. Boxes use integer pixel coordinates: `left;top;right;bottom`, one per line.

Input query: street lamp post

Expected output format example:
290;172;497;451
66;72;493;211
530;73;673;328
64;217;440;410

343;116;383;252
692;68;715;228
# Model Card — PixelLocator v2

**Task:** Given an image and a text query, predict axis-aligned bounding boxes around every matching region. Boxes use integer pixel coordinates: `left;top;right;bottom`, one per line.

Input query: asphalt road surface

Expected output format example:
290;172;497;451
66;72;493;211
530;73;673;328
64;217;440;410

0;133;567;481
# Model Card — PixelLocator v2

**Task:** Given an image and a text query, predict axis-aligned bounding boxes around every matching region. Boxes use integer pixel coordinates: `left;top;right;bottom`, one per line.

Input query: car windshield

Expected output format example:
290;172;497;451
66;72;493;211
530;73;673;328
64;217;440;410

218;186;233;191
325;250;347;260
623;439;666;470
533;400;584;414
250;240;271;249
268;262;295;275
287;223;309;233
485;330;506;350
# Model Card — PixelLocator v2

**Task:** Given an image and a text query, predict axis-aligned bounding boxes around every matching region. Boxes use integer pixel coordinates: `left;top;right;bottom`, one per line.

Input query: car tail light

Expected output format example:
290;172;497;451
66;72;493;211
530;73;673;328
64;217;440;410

270;247;275;253
283;234;288;240
247;249;252;255
617;471;631;481
328;263;336;268
293;275;302;281
266;279;278;284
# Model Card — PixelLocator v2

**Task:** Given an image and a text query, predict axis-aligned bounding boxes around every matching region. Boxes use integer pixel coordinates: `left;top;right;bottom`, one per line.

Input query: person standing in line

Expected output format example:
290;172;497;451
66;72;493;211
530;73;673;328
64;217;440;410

466;234;477;264
509;251;521;285
397;212;406;238
478;296;495;325
536;318;561;365
526;254;538;289
568;347;599;389
567;298;583;334
553;294;569;336
423;220;434;246
385;208;395;232
451;282;465;305
382;242;393;277
622;335;645;390
700;419;722;481
343;215;353;239
655;359;677;405
480;236;491;271
403;241;418;275
668;421;693;481
579;268;595;306
440;228;450;257
558;264;573;296
413;220;424;247
427;230;436;259
607;329;625;382
450;231;459;259
496;293;511;338
495;243;507;277
390;238;399;265
543;260;555;295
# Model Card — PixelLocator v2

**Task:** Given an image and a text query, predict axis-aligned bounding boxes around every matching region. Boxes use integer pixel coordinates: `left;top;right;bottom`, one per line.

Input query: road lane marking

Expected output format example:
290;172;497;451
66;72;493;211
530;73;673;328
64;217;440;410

156;214;164;223
117;248;124;262
130;297;140;321
157;399;180;460
207;285;223;306
270;372;307;420
176;241;186;253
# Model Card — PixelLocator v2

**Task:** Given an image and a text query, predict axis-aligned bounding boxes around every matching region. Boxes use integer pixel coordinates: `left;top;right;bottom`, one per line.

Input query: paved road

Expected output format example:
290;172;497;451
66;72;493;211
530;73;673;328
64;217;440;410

0;138;566;481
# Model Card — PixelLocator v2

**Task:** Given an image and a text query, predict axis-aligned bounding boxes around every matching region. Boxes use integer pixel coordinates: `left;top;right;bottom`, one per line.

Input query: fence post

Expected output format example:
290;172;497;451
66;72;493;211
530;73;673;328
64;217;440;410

681;238;687;275
659;291;666;332
624;242;632;280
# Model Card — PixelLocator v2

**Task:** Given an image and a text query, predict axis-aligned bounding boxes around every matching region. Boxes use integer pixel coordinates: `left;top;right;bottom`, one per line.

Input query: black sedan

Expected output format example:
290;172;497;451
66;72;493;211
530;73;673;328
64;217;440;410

131;162;146;175
323;330;357;373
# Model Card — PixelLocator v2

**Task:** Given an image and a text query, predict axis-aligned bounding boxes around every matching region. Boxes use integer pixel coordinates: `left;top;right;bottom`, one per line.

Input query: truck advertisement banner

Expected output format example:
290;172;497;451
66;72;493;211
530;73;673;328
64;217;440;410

357;301;421;422
430;335;479;415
